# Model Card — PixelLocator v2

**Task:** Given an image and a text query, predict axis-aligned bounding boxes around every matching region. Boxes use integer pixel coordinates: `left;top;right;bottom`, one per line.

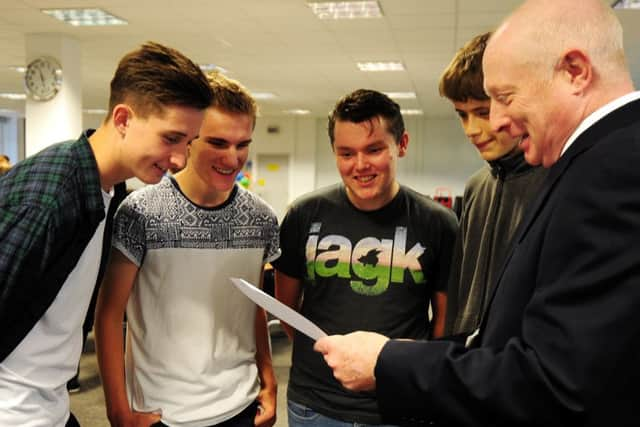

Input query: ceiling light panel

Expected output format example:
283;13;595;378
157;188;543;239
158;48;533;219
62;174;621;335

41;8;127;26
252;93;277;100
401;109;423;115
0;93;26;100
308;1;382;20
283;109;311;115
357;62;404;71
384;92;416;99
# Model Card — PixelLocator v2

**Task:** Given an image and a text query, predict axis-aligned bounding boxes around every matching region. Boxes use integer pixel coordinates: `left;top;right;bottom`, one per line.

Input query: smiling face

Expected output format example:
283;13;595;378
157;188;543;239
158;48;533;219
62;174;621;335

482;26;581;167
182;107;253;205
332;116;407;211
121;104;204;184
452;98;520;161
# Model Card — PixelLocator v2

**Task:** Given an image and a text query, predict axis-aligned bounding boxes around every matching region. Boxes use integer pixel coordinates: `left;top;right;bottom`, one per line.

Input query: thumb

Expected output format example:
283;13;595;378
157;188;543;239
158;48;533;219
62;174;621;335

313;336;331;354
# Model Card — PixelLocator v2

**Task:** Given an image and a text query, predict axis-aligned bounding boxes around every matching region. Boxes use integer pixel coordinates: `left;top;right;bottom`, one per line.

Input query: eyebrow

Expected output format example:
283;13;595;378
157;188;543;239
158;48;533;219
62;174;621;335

202;137;253;144
334;140;386;150
164;130;187;136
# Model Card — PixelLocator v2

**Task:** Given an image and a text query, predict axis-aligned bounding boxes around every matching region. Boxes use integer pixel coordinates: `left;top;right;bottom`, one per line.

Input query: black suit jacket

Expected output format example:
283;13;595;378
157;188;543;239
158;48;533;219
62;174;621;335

375;98;640;427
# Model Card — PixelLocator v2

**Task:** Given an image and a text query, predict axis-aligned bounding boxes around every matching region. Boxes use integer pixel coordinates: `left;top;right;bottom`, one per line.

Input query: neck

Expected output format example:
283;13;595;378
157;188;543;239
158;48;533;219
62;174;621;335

88;125;123;192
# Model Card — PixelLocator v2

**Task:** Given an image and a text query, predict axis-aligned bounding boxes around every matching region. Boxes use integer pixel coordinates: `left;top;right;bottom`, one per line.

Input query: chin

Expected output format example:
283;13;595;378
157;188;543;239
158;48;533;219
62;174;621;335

139;170;165;184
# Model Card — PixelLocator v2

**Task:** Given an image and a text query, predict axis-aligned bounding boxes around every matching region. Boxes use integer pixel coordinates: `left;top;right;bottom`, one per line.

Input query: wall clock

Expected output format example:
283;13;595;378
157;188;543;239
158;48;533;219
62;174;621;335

24;56;63;101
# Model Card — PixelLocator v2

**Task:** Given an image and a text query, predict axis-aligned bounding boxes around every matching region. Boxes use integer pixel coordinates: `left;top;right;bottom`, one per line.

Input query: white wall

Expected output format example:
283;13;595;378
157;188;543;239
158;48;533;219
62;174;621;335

0;115;21;163
256;115;483;205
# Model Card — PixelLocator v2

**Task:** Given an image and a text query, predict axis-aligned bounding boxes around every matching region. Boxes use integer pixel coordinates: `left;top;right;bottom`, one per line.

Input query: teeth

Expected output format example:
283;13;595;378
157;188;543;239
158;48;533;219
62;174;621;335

214;167;234;175
356;176;374;183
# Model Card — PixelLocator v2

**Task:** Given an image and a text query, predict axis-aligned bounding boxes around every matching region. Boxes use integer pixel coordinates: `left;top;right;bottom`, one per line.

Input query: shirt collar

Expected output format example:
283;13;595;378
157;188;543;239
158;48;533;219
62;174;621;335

561;91;640;157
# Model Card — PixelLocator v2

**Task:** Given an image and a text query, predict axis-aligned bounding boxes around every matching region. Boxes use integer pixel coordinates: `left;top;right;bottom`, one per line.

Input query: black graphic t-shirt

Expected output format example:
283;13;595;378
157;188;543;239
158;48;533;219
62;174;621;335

272;184;457;423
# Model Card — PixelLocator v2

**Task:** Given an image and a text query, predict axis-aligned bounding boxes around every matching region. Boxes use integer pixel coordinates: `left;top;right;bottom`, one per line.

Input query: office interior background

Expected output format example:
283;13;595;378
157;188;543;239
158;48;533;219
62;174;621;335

0;0;639;219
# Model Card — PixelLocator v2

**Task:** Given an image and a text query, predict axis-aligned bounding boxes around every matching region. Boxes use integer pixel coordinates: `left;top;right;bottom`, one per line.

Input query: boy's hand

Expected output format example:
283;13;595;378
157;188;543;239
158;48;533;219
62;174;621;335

254;384;277;427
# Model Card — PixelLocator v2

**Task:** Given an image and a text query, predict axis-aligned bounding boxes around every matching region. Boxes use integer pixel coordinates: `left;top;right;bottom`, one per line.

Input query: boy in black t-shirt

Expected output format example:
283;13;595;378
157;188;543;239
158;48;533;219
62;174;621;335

272;89;457;426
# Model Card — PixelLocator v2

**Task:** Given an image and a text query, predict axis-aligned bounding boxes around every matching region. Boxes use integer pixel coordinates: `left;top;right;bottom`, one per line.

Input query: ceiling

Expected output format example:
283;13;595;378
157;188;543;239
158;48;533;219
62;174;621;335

0;0;639;119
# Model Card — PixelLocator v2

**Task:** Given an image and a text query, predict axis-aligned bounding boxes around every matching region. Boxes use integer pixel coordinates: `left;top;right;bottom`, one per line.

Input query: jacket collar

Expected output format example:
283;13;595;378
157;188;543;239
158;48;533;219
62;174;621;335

72;129;105;216
487;148;534;179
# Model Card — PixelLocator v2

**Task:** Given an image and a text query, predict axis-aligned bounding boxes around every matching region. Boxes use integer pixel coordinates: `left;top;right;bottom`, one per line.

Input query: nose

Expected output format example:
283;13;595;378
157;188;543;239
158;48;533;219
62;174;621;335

169;147;187;171
355;152;369;170
464;115;482;139
489;101;511;135
221;146;240;169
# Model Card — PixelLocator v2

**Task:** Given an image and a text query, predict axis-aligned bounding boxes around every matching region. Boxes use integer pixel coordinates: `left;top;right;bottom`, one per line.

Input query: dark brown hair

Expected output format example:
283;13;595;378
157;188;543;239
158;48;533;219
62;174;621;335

439;32;491;102
328;89;405;145
107;41;213;119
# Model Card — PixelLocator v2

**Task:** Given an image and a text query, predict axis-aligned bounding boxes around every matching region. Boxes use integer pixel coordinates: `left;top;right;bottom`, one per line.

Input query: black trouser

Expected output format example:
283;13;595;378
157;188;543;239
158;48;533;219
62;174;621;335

152;401;258;427
66;412;80;427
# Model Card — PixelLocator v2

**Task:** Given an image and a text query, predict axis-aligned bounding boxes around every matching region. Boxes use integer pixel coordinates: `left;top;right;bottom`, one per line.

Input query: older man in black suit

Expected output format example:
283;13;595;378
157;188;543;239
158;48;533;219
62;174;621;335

313;0;640;425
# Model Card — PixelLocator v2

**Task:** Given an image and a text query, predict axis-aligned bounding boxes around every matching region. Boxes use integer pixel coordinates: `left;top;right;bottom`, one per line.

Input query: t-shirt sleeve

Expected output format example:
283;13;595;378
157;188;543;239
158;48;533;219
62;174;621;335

111;195;147;267
270;203;306;279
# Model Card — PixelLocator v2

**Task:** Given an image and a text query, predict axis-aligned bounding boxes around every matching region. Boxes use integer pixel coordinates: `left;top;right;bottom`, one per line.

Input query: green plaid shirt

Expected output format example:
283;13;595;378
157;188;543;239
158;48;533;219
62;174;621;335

0;131;106;360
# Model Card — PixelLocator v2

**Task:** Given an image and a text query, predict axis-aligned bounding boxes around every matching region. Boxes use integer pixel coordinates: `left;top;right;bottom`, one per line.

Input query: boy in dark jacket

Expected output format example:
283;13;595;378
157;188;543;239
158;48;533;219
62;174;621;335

439;32;547;338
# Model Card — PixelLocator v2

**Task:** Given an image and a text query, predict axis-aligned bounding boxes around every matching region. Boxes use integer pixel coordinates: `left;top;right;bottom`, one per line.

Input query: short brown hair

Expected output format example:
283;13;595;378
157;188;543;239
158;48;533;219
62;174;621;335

206;71;258;127
107;41;213;119
439;32;491;102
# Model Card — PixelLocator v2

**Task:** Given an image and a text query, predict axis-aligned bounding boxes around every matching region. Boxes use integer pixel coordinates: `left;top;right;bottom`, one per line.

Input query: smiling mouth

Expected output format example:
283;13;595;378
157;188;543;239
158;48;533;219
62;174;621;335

154;163;167;173
214;166;235;175
355;175;375;183
475;140;492;150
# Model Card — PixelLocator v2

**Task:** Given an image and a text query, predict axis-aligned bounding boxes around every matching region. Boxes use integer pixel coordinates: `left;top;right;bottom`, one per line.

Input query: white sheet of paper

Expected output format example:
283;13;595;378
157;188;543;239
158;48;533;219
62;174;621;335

230;277;327;341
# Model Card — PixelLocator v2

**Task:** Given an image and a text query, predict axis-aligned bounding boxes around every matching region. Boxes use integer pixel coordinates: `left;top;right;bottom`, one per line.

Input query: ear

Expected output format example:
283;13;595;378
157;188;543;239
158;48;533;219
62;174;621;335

397;132;409;157
112;104;132;136
557;49;592;94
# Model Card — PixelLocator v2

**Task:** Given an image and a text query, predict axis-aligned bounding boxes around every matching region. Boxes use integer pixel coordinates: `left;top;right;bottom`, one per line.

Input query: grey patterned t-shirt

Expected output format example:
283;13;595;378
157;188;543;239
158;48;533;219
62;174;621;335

112;176;279;427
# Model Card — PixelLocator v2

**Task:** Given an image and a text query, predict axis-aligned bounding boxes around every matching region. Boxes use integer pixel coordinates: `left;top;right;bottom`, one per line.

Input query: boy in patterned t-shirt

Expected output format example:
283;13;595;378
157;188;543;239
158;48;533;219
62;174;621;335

95;72;279;427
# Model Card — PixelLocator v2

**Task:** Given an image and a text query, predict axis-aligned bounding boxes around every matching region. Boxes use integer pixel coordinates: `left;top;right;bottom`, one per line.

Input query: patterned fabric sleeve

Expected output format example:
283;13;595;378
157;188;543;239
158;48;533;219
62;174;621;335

0;203;53;304
263;212;281;264
111;194;147;267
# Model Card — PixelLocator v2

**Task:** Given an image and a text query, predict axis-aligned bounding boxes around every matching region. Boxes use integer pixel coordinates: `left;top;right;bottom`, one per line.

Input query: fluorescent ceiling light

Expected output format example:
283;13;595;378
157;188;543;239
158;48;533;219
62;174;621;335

384;92;416;99
42;8;127;26
84;109;108;115
308;1;382;19
357;62;404;72
252;92;277;100
199;64;228;74
401;109;423;115
612;0;640;8
283;109;311;115
9;66;25;73
0;93;26;100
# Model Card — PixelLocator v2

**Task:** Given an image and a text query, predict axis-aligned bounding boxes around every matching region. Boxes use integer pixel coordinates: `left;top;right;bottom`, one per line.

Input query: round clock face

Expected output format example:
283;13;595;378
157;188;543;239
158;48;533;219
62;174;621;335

24;56;63;101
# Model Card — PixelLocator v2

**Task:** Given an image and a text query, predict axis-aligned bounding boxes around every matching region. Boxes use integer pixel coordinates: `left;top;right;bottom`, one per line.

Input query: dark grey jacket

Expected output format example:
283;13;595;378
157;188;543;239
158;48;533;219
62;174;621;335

445;150;547;336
